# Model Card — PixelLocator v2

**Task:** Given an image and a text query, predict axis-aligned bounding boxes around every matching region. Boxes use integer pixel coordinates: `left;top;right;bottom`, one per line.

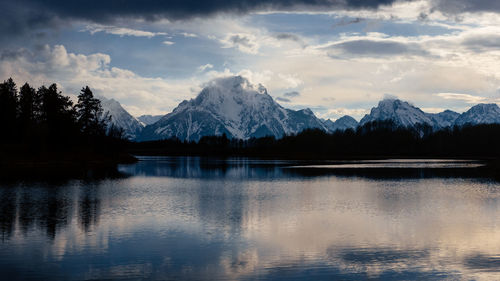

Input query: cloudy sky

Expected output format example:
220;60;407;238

2;0;500;120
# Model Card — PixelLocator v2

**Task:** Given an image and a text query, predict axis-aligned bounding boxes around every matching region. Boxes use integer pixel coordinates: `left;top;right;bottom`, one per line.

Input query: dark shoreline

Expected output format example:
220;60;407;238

0;153;137;180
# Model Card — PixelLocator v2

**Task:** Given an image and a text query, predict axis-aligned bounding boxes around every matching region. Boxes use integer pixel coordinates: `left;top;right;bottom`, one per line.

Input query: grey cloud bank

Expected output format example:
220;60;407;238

325;39;430;58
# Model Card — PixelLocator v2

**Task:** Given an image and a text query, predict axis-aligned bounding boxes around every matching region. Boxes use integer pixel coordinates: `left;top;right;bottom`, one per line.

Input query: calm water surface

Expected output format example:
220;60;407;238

1;157;500;280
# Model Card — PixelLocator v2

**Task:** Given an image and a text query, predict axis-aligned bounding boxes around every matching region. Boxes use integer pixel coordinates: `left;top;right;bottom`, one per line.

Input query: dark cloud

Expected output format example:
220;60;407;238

275;33;301;42
417;12;429;21
0;0;406;37
462;35;500;52
276;96;291;102
431;0;500;14
22;0;404;21
325;39;430;58
332;17;365;28
0;49;31;61
274;33;307;48
277;91;300;103
0;1;63;38
284;91;301;97
228;35;254;48
3;0;500;40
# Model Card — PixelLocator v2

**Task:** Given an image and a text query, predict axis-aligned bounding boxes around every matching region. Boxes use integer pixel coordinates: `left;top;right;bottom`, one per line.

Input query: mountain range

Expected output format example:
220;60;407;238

98;76;500;141
359;99;500;130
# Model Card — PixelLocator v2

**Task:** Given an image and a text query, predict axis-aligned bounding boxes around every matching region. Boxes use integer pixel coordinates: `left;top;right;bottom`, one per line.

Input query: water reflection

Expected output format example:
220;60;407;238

0;157;499;280
121;156;497;181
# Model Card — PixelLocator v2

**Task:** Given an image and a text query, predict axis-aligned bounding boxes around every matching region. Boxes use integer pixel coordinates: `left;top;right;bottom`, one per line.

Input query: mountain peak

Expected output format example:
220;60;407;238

469;103;500;112
138;76;326;141
360;98;433;128
336;115;358;123
377;98;414;110
100;97;144;140
321;115;358;132
428;110;460;128
298;108;314;116
454;103;500;126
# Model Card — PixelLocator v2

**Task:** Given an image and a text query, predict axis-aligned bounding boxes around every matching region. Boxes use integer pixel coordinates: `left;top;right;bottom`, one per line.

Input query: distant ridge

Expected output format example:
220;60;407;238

137;115;163;126
322;116;358;132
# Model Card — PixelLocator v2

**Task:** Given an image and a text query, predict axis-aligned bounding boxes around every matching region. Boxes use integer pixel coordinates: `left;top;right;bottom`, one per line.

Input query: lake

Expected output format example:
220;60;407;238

1;157;500;280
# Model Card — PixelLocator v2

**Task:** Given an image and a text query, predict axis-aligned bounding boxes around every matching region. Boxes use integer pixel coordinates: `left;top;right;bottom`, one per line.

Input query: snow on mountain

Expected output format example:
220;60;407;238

322;115;358;132
359;99;436;129
100;97;144;140
427;110;460;128
138;76;326;141
454;103;500;126
137;115;163;126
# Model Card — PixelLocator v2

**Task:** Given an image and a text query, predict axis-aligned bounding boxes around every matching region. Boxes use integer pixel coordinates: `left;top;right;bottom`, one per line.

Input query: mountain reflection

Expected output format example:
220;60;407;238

119;156;497;181
119;156;288;179
1;157;500;280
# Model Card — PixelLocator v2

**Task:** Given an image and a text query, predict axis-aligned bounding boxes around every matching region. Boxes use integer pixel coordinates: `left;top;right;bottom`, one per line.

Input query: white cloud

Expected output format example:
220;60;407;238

198;64;214;71
83;24;167;38
436;93;492;104
278;73;303;88
162;40;175;45
0;45;197;116
421;107;454;113
323;108;369;120
180;32;198;38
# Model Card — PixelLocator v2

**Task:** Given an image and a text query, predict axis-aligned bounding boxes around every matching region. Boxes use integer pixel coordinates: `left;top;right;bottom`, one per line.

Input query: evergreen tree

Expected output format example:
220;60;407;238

38;84;74;121
38;83;76;140
18;82;37;126
75;86;107;136
0;78;18;141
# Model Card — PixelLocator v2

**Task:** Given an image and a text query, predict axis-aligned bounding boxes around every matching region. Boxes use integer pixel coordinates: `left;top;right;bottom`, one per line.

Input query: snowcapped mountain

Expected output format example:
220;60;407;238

138;76;326;141
359;99;435;128
100;97;144;140
454;103;500;126
428;110;460;128
357;99;500;130
322;115;358;132
137;115;163;126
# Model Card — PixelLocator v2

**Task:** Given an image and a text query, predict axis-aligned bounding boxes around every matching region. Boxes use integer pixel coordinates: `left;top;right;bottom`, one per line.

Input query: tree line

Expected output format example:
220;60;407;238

0;78;127;162
131;120;500;159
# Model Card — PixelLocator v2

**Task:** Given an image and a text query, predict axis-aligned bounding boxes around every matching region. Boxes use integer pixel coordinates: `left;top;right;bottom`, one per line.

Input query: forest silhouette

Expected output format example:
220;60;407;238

132;121;500;160
0;78;131;169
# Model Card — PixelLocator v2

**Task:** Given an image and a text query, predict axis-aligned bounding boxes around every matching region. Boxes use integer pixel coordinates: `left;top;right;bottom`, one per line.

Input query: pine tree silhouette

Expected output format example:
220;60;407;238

75;86;108;136
0;78;18;142
18;83;37;129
